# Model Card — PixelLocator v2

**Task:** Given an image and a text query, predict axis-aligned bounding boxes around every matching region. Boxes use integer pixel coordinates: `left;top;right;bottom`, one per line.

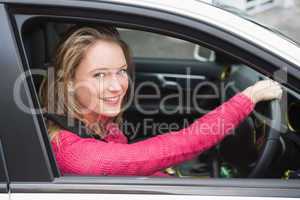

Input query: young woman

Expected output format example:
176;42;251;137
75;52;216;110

41;25;282;176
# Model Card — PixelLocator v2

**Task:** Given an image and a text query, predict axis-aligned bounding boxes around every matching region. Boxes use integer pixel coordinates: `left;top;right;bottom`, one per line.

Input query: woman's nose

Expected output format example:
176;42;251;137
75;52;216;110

107;76;122;92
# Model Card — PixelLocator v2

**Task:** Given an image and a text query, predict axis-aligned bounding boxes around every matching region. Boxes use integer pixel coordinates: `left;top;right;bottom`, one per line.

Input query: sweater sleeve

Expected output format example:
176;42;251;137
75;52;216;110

51;93;254;176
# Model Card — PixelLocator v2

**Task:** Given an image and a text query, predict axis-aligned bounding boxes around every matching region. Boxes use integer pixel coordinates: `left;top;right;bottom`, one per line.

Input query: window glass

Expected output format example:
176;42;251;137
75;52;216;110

119;28;215;62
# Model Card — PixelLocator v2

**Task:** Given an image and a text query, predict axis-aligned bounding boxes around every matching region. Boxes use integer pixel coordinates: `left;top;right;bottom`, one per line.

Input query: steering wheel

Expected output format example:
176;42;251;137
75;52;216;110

172;98;282;178
247;99;281;178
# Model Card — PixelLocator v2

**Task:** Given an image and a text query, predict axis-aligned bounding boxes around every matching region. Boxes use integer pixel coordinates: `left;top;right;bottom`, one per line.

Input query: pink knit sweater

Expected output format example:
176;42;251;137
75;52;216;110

51;93;254;176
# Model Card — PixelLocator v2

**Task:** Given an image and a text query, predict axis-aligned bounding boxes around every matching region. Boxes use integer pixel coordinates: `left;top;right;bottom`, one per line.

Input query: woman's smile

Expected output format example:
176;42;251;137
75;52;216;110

101;95;122;106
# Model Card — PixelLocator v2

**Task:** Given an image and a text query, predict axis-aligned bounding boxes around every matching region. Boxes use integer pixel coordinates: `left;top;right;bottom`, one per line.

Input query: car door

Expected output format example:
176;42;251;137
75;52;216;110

0;6;9;199
2;0;300;199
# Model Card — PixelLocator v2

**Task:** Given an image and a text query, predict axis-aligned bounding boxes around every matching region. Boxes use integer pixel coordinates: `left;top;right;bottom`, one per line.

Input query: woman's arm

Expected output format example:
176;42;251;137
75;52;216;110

52;92;254;176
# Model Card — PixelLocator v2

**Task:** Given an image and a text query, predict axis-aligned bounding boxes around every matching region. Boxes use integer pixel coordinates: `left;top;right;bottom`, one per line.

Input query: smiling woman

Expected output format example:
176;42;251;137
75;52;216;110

73;39;129;119
39;24;282;177
40;25;135;138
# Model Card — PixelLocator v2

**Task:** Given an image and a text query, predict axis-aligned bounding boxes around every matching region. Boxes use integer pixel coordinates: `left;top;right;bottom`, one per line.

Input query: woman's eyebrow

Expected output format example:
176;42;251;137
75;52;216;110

90;64;128;72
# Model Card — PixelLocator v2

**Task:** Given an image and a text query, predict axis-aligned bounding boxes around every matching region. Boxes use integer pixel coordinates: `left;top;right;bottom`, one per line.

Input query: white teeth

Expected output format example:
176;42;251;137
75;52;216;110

104;96;119;102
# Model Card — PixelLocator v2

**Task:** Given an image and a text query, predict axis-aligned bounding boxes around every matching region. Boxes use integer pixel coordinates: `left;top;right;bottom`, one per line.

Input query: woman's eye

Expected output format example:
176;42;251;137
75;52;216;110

94;72;105;78
119;69;128;75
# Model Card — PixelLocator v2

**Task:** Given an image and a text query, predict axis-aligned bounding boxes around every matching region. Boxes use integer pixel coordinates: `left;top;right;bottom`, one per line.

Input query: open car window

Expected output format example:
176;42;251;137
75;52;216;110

18;19;300;180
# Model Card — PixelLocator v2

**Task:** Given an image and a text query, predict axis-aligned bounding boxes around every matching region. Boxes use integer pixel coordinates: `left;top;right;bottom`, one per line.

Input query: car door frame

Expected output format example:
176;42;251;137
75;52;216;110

0;139;9;200
2;0;300;198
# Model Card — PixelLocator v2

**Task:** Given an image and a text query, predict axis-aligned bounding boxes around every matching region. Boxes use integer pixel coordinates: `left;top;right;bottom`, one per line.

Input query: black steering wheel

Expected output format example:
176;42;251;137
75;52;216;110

248;99;281;178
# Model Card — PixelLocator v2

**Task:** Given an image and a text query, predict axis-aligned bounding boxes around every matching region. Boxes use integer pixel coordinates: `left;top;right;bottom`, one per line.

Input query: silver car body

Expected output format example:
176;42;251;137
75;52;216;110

1;0;300;199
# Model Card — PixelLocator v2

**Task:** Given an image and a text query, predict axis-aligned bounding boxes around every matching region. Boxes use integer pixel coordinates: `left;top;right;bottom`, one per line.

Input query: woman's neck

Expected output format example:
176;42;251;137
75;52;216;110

80;112;110;137
83;112;107;124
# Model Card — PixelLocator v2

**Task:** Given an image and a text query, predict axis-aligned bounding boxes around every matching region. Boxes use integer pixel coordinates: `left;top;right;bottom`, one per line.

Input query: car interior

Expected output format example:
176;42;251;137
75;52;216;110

22;20;300;179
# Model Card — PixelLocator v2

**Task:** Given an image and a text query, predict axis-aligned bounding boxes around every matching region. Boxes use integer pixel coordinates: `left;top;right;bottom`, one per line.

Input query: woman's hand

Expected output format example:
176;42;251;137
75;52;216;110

242;80;283;104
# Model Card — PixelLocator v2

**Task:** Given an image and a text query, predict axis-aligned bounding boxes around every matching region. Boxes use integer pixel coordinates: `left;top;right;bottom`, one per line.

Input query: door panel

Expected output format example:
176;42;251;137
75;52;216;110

9;193;296;200
9;178;300;199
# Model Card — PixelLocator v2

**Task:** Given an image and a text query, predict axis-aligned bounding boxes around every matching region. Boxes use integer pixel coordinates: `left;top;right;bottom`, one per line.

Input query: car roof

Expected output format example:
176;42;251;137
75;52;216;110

109;0;300;66
3;0;300;67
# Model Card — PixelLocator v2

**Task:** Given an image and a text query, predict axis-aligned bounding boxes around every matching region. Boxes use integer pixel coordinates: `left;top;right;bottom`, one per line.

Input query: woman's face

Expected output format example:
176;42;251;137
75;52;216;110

73;40;128;119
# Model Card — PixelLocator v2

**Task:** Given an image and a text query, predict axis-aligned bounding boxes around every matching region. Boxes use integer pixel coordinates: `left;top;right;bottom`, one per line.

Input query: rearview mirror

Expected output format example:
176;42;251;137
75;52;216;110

193;45;215;62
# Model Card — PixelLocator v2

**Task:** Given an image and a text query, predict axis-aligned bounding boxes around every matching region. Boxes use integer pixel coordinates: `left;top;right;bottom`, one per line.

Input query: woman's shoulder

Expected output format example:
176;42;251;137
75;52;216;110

50;129;81;146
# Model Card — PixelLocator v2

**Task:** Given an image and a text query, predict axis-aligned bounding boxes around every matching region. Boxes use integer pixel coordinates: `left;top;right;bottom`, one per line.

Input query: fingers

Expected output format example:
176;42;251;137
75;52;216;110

252;79;283;102
275;84;283;99
269;80;282;100
242;79;283;104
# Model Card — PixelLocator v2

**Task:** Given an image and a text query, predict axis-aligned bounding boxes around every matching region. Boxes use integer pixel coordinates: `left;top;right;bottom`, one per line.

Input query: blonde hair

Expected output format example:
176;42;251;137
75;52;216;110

40;25;134;140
